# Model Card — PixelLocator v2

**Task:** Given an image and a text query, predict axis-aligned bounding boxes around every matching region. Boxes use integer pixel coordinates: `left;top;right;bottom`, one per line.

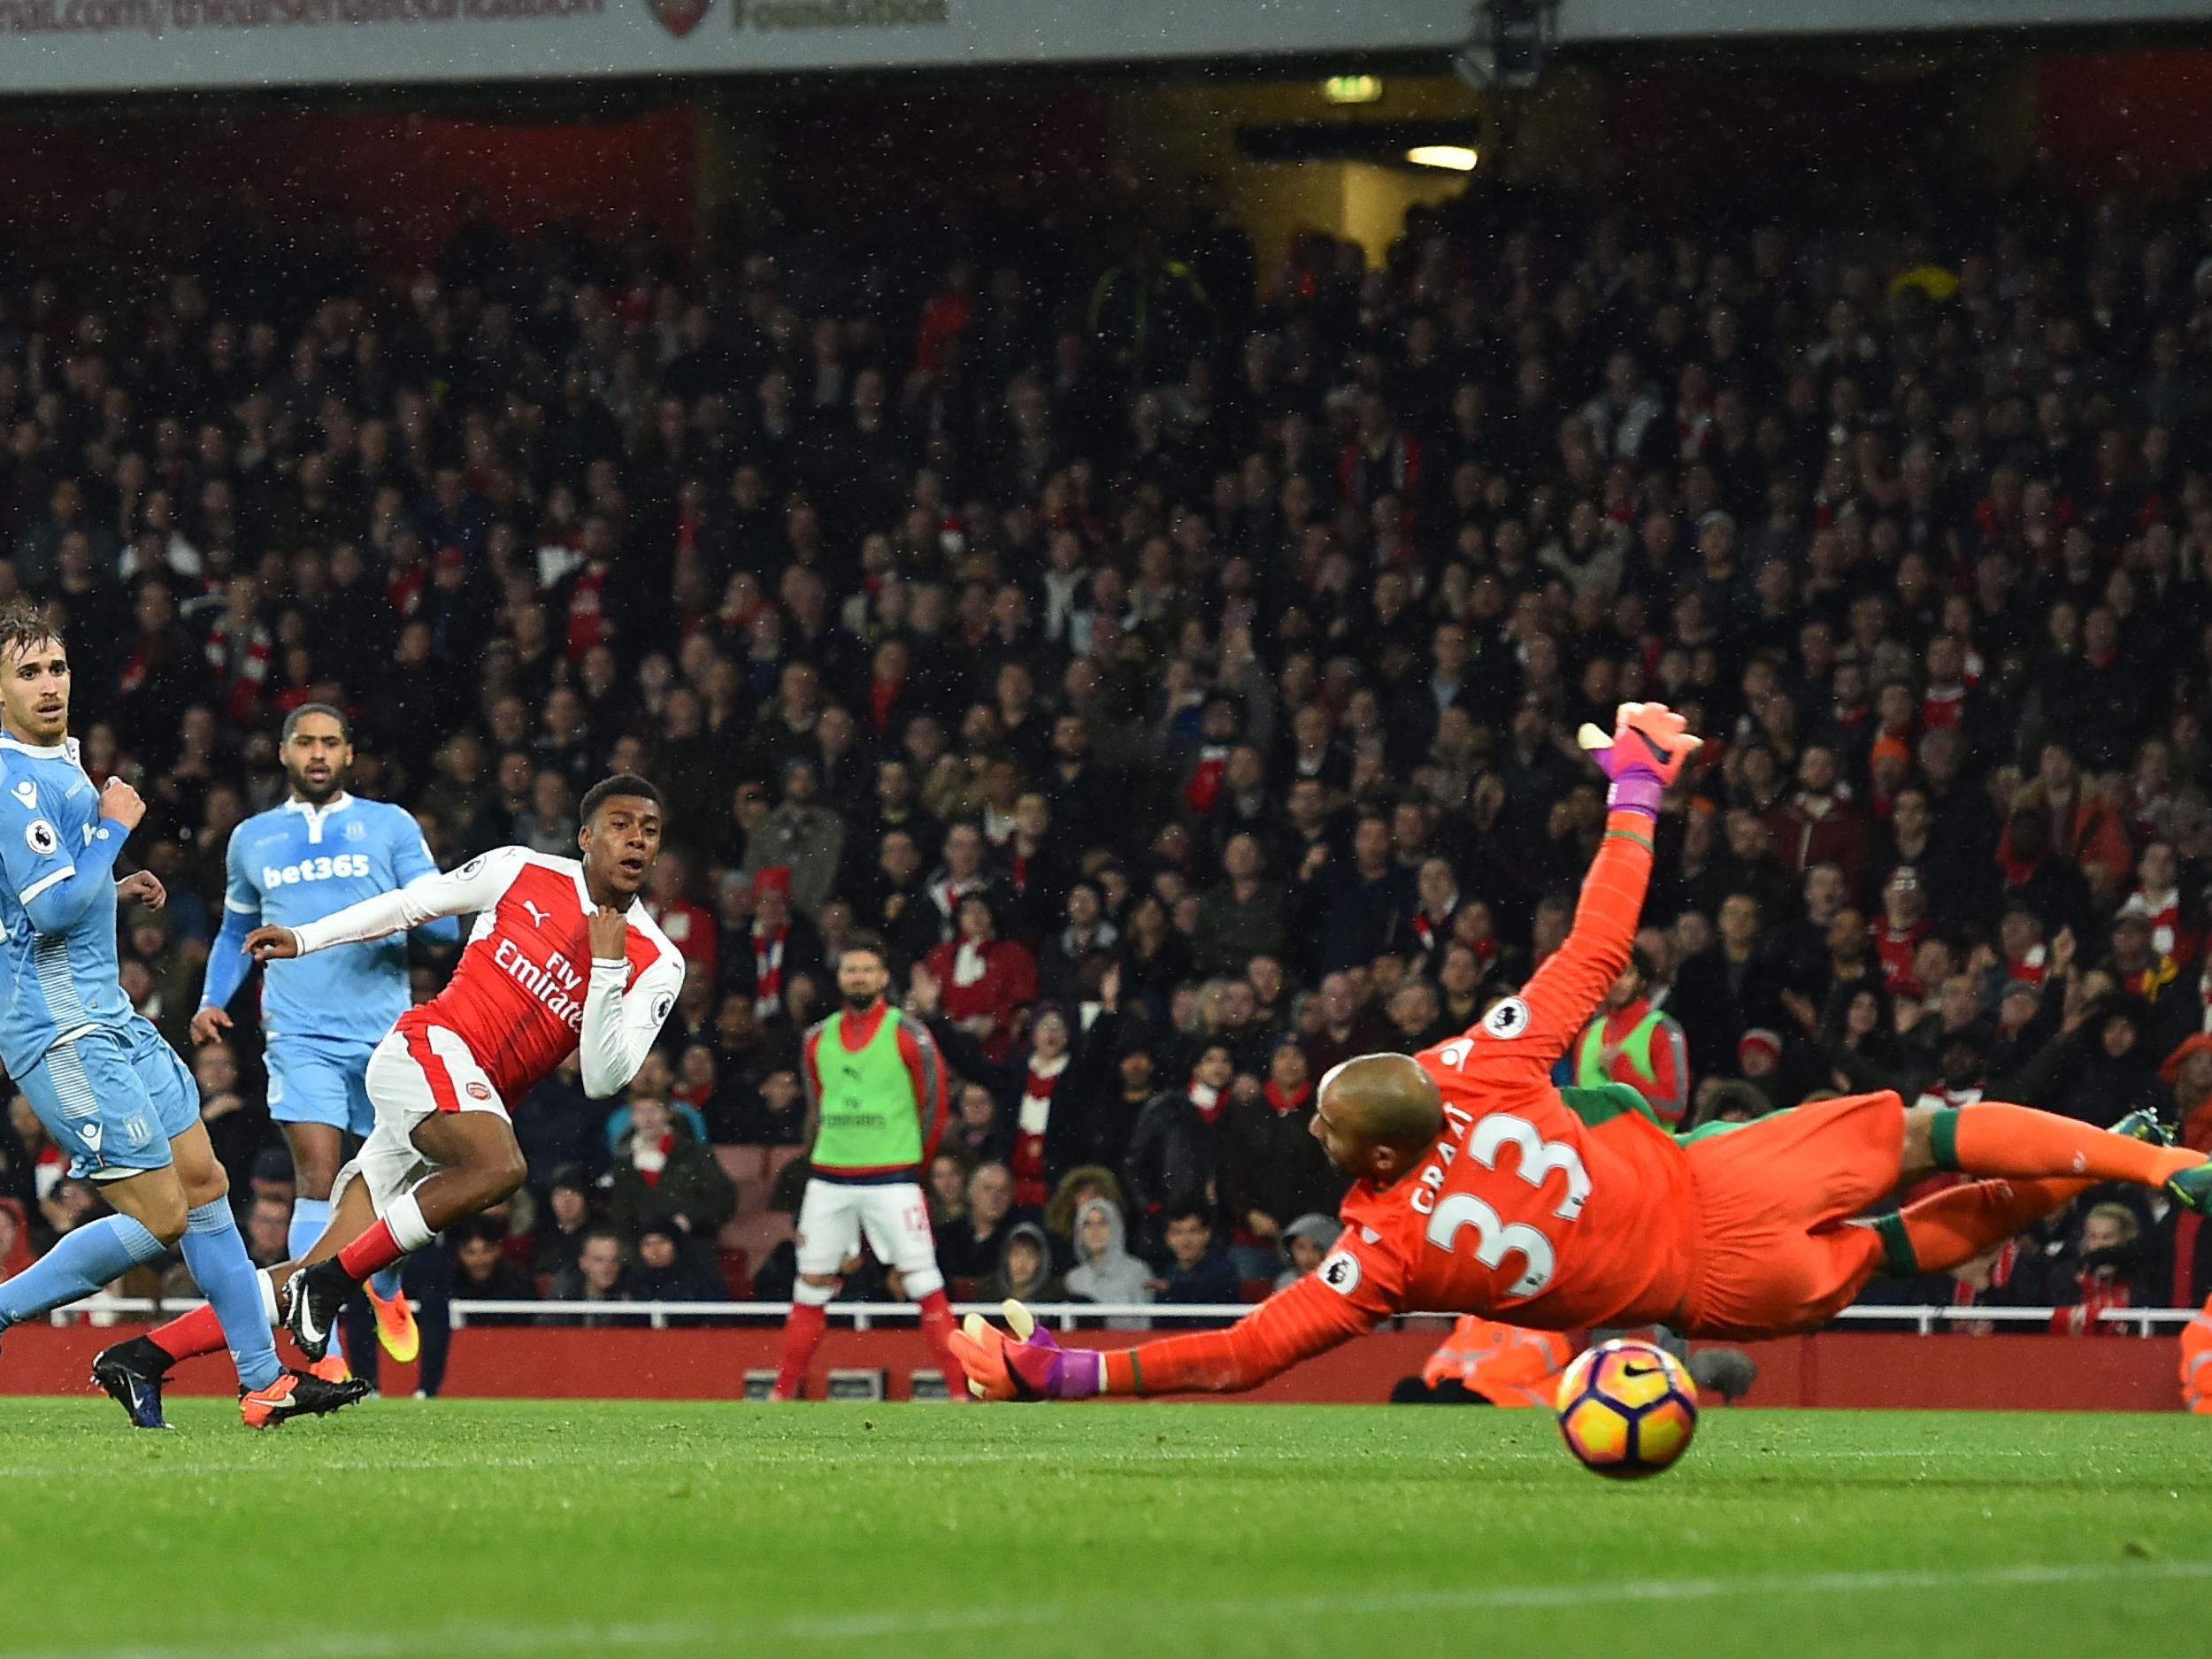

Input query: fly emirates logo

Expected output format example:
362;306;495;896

492;936;588;1030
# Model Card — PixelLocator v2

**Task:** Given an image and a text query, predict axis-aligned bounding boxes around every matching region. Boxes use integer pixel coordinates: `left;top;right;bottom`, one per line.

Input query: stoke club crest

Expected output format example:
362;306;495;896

647;0;710;35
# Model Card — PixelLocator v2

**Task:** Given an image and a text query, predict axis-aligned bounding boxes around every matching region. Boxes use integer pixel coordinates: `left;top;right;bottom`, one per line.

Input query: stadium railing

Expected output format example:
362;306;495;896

50;1296;2209;1337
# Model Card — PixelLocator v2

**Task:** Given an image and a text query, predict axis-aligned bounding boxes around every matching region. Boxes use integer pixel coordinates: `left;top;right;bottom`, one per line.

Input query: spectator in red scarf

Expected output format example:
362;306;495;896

924;894;1038;1062
2052;1203;2149;1336
2121;839;2202;964
728;874;824;1024
1398;856;1463;979
1217;1039;1345;1279
606;1095;737;1245
1122;1041;1229;1257
910;964;1124;1210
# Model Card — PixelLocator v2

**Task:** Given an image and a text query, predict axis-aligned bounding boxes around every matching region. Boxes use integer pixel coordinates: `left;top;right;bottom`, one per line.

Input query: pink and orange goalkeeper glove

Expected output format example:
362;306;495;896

951;1301;1103;1402
1577;701;1701;818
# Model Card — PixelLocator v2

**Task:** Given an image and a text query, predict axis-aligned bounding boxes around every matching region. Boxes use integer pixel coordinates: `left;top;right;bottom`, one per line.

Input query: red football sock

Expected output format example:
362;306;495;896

147;1301;227;1365
917;1288;963;1395
1896;1176;2092;1276
1946;1103;2203;1189
773;1301;828;1398
335;1219;403;1281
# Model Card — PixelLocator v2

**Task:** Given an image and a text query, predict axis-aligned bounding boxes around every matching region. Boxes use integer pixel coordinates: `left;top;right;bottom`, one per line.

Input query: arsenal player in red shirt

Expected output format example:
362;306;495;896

120;775;683;1393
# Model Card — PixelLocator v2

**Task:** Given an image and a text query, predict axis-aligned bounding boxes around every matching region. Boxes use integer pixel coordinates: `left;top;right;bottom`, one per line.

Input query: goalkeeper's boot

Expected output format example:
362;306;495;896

2111;1108;2173;1147
2168;1157;2212;1217
241;1368;370;1430
91;1335;173;1431
366;1278;420;1364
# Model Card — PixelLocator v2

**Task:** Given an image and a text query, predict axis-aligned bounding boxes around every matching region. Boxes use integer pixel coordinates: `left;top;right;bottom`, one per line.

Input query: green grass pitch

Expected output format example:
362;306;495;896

0;1400;2204;1658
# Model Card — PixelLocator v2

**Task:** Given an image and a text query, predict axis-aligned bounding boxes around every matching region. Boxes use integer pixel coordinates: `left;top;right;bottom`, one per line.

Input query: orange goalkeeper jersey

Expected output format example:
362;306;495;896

1103;813;1698;1398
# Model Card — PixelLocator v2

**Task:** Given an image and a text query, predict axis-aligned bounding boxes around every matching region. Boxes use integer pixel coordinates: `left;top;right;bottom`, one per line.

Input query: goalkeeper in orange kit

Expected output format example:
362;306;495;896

954;703;2212;1402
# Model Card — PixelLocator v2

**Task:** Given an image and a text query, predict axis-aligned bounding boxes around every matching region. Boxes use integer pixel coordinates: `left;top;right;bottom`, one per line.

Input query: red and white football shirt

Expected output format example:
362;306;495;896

291;845;683;1102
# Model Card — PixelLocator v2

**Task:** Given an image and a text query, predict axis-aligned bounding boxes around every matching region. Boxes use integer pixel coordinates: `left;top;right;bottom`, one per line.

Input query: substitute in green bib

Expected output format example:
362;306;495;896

1572;949;1690;1128
770;931;964;1399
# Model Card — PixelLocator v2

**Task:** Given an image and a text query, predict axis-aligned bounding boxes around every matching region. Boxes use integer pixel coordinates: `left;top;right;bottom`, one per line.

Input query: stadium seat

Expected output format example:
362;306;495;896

714;1145;766;1187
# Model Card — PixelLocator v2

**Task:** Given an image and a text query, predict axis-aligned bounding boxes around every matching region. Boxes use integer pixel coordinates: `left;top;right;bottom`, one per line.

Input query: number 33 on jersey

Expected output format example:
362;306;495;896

1325;1022;1699;1331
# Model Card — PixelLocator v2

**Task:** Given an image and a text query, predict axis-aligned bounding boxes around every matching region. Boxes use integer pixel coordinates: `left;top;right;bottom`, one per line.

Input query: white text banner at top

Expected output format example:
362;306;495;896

0;0;1469;97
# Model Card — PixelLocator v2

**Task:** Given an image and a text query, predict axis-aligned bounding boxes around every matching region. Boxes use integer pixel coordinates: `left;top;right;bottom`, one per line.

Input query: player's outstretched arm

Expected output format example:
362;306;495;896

269;847;523;957
954;1274;1378;1401
1478;703;1697;1063
388;812;462;946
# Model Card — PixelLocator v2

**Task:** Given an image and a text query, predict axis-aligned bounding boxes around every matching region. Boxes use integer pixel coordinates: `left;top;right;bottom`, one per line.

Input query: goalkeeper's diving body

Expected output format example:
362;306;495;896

954;703;2212;1402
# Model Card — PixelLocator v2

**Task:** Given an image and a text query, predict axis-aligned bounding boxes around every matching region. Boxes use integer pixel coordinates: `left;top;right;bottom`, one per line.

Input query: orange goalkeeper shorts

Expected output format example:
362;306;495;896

1678;1089;1906;1340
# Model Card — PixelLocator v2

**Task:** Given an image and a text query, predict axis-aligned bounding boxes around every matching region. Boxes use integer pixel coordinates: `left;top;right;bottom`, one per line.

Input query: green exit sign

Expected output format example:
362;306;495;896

1323;74;1383;104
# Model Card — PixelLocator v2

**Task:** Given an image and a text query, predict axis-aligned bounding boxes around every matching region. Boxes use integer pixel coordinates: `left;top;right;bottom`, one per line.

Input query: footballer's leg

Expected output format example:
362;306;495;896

288;1110;522;1361
1855;1175;2093;1282
2;1035;179;1351
271;1045;349;1265
163;1122;363;1426
1901;1099;2212;1209
280;1117;358;1382
1853;1108;2170;1284
106;1153;380;1393
771;1180;858;1401
348;1064;419;1365
862;1182;965;1398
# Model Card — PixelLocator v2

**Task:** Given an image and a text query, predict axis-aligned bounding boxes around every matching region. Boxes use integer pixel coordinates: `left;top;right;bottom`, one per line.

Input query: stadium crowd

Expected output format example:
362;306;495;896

3;161;2212;1338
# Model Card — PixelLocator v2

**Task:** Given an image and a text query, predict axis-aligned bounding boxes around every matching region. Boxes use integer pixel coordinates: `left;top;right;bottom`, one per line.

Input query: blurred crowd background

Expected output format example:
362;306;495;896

4;64;2212;1353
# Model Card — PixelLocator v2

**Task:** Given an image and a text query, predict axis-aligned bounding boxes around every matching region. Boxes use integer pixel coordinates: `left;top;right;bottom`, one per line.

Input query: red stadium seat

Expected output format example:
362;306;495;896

714;1146;766;1187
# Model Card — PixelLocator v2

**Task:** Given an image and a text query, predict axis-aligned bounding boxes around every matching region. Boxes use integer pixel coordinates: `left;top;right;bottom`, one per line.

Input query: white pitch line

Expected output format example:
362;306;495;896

9;1558;2209;1658
0;1441;2112;1481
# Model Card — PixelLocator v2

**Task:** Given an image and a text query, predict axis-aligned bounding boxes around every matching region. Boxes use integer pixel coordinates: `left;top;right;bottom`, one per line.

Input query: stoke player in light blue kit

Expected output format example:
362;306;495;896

0;600;364;1428
188;703;456;1372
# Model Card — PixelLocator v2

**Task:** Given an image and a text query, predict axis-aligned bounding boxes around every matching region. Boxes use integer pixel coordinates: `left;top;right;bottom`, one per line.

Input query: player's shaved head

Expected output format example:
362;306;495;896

1321;1054;1442;1145
1311;1053;1441;1183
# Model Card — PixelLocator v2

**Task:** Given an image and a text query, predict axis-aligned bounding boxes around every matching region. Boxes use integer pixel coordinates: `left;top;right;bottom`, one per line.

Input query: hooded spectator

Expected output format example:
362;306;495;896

1064;1195;1153;1326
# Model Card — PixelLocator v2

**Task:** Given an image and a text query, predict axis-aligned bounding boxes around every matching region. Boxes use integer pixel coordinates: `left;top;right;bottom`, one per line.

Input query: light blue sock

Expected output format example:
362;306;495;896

368;1265;403;1302
288;1195;331;1263
180;1201;281;1391
0;1214;165;1326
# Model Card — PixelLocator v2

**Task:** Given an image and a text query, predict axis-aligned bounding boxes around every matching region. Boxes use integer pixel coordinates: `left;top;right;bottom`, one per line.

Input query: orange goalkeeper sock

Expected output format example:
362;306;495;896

1935;1103;2202;1189
1869;1176;2093;1278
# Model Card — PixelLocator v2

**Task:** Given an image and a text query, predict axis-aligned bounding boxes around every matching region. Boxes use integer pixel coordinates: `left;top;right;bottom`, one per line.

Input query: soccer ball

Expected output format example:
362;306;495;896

1554;1339;1698;1479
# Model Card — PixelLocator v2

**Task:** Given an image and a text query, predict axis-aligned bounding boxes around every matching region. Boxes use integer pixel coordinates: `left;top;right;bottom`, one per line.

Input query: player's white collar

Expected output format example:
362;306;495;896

284;792;354;843
0;732;69;760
